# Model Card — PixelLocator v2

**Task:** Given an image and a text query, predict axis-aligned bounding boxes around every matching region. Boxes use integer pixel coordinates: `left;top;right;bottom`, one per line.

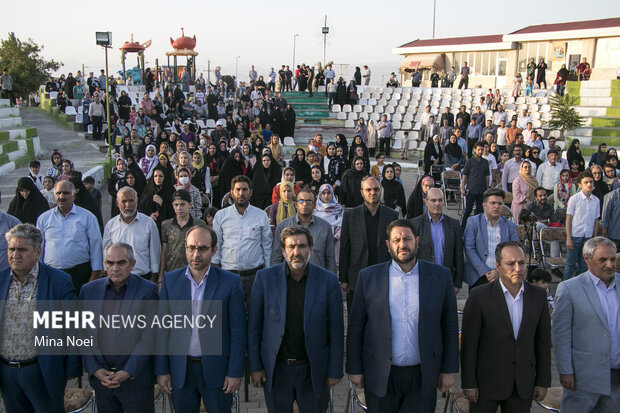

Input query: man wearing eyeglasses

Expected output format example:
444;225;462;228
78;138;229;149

270;188;336;273
340;176;398;311
156;225;246;413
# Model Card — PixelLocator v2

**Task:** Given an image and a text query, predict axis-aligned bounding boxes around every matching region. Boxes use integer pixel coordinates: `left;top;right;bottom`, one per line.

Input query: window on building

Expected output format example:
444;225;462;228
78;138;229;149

489;52;497;76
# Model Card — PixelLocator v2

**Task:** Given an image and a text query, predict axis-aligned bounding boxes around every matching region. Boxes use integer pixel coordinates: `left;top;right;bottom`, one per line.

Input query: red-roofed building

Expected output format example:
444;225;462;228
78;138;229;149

393;17;620;88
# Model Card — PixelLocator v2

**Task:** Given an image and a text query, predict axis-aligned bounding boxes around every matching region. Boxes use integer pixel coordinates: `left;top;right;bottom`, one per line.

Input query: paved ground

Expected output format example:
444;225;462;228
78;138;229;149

0;111;560;412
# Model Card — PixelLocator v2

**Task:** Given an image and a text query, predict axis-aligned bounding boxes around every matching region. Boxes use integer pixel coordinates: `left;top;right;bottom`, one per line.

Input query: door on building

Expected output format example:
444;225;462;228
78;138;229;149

496;58;508;88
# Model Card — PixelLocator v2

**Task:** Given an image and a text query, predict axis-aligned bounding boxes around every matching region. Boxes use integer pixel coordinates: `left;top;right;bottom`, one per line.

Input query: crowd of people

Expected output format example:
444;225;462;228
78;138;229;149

0;61;619;413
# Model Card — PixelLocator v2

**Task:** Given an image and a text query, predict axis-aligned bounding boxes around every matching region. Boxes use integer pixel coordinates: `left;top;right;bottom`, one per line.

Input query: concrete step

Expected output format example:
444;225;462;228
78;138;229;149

0;117;22;129
590;117;620;128
0;107;19;118
0;99;9;108
591;127;620;138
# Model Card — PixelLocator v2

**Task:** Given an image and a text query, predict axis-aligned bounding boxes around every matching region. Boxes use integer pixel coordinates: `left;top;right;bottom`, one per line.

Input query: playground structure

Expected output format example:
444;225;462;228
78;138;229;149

166;28;198;83
118;33;151;84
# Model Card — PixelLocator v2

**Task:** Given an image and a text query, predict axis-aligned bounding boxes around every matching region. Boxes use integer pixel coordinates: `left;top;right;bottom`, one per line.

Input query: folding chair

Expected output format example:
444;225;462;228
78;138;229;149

534;387;562;412
539;227;567;272
154;384;169;413
442;170;462;212
346;383;367;412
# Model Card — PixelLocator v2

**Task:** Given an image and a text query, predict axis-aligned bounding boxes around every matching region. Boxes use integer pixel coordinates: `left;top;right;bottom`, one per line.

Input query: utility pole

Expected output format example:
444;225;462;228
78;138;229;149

293;34;299;73
207;60;211;84
322;15;329;67
432;0;437;38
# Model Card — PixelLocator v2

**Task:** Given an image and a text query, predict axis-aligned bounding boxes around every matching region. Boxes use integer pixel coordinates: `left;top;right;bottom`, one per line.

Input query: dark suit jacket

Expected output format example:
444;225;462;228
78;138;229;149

338;204;398;291
410;213;464;288
346;260;459;396
461;280;551;400
154;266;247;389
0;264;82;400
79;274;158;387
248;263;344;397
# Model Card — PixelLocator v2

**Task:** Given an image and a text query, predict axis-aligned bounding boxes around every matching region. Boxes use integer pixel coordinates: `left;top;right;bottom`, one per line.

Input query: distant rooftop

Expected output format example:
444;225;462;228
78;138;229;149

399;35;504;49
510;17;620;35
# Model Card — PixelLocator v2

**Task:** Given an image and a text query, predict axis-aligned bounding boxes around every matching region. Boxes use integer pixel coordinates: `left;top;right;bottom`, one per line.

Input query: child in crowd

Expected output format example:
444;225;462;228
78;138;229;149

371;152;386;179
569;160;581;182
83;175;102;213
393;162;403;185
400;132;410;160
41;176;56;207
528;268;554;313
28;160;44;191
525;76;533;96
203;207;218;228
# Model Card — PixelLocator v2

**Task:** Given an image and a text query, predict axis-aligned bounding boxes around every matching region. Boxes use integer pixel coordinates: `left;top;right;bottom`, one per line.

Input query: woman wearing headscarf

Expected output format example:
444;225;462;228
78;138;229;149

266;181;296;234
252;153;282;210
589;143;608;167
336;77;347;106
320;143;346;192
381;164;407;217
366;121;378;157
252;137;265;159
283;105;296;138
57;159;74;182
271;166;302;203
138;144;159;179
335;134;349;161
566;139;585;171
289;148;312;186
119;134;134;160
118;169;145;198
191;150;209;195
7;177;49;224
511;160;539;224
348;135;368;163
590;164;609;207
553;169;576;210
174;167;202;220
268;134;284;167
340;156;366;208
527;146;543;169
314;183;344;262
406;175;434;219
69;176;104;233
138;165;175;229
137;133;155;160
444;134;464;171
108;157;128;217
423;135;443;175
217;149;246;206
308;166;327;195
242;143;257;169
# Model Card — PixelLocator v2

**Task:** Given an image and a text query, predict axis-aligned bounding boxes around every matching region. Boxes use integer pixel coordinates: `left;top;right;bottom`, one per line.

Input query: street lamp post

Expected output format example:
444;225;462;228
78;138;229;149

235;56;240;82
432;0;437;38
95;31;113;160
322;16;329;67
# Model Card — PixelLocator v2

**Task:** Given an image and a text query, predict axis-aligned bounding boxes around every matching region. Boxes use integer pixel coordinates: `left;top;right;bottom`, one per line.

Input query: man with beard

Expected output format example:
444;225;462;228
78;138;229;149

248;226;343;412
102;187;161;281
212;175;272;302
347;219;459;412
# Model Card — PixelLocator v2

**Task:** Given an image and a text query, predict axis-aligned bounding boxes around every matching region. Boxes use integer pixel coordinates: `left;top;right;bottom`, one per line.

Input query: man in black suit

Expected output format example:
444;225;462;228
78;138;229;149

347;219;459;412
410;188;464;293
440;106;454;127
461;242;551;413
339;176;398;311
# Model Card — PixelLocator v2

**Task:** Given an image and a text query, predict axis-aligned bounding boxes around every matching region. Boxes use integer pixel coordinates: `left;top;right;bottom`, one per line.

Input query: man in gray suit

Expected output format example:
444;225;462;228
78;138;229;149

339;176;398;311
552;237;620;412
410;188;464;293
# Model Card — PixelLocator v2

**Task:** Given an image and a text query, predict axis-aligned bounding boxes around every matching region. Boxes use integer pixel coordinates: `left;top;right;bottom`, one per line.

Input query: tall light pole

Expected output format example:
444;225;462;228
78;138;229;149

432;0;437;38
322;16;329;67
292;34;299;73
235;56;240;82
95;31;113;160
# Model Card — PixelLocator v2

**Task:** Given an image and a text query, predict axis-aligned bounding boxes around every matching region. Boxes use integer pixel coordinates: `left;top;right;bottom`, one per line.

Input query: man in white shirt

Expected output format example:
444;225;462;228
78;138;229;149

496;120;507;150
462;242;551;411
517;109;531;130
536;150;564;195
492;105;507;126
564;171;600;280
102;187;161;281
539;137;557;162
212;175;271;301
362;65;371;85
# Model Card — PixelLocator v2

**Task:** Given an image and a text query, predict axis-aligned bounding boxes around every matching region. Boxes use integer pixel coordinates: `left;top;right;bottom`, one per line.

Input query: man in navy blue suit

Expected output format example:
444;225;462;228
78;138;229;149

79;242;159;413
248;226;344;412
155;225;246;413
347;219;459;413
0;224;81;413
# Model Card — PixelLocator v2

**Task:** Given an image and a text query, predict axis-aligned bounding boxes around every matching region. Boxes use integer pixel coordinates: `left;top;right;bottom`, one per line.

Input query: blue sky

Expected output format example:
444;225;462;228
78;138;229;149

8;0;620;84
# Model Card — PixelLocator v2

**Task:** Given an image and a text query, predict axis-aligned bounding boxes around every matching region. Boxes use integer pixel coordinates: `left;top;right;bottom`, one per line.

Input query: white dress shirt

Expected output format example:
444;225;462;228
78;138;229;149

185;265;210;357
536;161;564;191
499;279;525;339
102;213;161;275
485;215;501;269
566;191;600;237
212;205;272;270
588;272;620;369
389;260;421;366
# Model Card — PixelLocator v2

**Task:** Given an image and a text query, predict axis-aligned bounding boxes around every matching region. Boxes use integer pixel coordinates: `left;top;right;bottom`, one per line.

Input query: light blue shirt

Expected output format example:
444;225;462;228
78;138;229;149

389;260;420;366
185;265;210;357
36;204;103;271
428;213;444;266
0;212;21;270
457;137;467;156
212;205;272;271
588;272;620;369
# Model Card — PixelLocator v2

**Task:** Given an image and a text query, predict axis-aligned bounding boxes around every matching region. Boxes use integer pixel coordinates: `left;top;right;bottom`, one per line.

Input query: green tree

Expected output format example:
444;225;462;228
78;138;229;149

0;32;62;97
548;93;584;139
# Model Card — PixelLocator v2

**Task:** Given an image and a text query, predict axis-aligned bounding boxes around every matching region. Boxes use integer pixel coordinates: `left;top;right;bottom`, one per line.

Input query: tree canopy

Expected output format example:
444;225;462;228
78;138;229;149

0;32;62;97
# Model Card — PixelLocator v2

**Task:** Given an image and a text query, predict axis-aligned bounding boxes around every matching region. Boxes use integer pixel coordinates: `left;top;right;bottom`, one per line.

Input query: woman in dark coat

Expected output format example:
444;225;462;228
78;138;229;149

354;67;362;85
289;148;312;186
336;78;347;105
282;105;296;138
347;81;358;105
536;58;548;89
108;158;128;217
118;170;145;199
566;139;585;171
423;135;443;175
381;164;406;216
335;134;348;162
406;175;435;219
216;149;245;206
340;156;366;208
138;165;175;229
7;177;49;224
348;135;368;164
308;165;328;195
320;143;347;190
251;153;282;210
69;176;104;233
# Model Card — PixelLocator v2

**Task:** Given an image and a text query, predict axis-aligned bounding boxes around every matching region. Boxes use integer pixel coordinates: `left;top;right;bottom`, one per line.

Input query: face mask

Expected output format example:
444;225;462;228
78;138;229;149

200;139;207;146
179;177;190;186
